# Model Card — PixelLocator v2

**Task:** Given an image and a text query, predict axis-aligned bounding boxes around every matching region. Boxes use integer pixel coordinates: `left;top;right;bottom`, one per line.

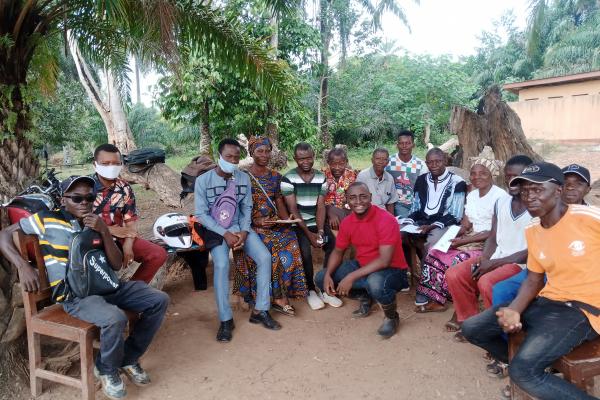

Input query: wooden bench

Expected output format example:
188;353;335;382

509;331;600;399
17;232;137;400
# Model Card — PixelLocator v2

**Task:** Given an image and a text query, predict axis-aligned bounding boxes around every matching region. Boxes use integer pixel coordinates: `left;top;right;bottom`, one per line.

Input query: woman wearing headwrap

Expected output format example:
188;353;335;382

233;136;307;316
414;154;508;316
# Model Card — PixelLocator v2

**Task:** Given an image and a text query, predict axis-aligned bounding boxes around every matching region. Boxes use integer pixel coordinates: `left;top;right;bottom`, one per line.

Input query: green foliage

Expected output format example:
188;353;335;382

329;54;477;146
27;72;105;151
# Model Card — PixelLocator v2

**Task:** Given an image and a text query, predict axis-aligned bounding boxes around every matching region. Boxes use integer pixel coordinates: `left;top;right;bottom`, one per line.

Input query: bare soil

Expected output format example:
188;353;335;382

14;141;600;400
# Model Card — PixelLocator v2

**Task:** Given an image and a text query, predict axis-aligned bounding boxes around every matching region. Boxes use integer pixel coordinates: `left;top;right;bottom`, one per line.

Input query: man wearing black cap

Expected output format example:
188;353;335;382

562;163;591;205
461;162;600;400
0;176;169;400
491;163;593;309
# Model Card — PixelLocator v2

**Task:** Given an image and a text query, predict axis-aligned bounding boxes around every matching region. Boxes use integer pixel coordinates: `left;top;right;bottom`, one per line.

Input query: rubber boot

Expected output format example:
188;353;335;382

377;301;400;339
352;296;372;318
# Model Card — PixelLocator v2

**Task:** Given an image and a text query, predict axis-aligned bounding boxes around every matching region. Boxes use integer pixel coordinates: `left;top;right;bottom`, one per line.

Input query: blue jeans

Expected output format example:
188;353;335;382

394;203;411;218
210;229;271;321
62;281;169;375
314;260;408;305
462;297;599;400
492;269;528;306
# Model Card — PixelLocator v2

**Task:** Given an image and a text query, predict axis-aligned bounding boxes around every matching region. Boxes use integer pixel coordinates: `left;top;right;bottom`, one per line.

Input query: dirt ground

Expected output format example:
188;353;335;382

15;141;600;400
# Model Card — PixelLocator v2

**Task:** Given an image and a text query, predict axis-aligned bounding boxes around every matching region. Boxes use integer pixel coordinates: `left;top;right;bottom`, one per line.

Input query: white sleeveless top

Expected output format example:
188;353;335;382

491;195;532;268
464;185;508;233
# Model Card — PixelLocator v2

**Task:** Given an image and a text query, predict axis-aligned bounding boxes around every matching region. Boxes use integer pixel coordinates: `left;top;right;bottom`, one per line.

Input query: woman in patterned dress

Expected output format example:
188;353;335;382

233;137;307;316
414;156;507;317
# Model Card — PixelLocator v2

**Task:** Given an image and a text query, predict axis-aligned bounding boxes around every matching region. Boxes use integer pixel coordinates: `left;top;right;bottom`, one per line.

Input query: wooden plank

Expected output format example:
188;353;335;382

35;369;82;388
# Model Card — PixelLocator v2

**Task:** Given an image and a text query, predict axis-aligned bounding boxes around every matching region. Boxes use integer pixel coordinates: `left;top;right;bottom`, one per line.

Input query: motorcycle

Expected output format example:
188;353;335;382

4;168;62;225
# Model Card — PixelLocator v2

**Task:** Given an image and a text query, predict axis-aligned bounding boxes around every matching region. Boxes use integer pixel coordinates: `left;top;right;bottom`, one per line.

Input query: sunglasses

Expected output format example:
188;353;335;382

63;194;96;204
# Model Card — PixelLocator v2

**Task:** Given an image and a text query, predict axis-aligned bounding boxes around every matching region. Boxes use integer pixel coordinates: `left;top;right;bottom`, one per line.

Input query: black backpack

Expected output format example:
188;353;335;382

66;228;120;299
124;148;166;173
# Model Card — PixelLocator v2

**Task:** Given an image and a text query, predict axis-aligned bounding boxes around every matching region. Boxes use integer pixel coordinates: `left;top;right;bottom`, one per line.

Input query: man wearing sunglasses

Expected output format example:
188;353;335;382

0;176;169;399
92;144;167;283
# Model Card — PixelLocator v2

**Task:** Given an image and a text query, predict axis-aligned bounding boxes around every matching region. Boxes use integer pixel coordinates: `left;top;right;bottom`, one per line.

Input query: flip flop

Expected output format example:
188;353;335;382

414;302;448;313
272;303;295;317
453;331;467;343
486;360;509;379
445;320;461;332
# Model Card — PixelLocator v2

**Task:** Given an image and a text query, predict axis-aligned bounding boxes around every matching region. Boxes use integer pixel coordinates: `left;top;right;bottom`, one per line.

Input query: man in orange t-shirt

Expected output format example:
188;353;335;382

461;162;600;400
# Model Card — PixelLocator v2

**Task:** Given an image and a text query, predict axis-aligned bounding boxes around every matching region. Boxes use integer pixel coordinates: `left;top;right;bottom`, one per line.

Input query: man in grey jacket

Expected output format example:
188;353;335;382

195;138;281;342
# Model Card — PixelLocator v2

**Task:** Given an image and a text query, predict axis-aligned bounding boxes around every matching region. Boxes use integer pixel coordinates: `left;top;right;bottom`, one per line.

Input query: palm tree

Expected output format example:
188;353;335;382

0;1;294;193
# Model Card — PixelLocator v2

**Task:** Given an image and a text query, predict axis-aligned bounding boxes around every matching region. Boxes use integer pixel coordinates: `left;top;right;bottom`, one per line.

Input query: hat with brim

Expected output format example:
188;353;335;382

562;164;591;185
60;175;96;195
509;162;564;188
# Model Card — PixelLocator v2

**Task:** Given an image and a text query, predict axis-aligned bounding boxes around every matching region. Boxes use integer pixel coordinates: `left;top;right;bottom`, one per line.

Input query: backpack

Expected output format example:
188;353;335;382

210;179;237;229
124;148;166;173
180;156;216;200
66;228;120;299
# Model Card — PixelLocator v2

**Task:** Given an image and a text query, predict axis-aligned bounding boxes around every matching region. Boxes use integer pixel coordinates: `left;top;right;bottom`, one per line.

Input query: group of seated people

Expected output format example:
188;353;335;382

0;131;598;400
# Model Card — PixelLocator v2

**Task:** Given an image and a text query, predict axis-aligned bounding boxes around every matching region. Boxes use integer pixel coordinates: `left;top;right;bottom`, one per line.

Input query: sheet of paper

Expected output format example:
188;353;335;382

431;225;461;253
272;219;302;224
400;224;423;234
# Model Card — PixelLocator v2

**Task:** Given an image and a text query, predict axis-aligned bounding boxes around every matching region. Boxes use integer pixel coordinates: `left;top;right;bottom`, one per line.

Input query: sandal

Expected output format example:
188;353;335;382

445;320;461;332
486;359;509;379
453;331;467;343
414;302;448;313
500;384;511;399
272;303;295;317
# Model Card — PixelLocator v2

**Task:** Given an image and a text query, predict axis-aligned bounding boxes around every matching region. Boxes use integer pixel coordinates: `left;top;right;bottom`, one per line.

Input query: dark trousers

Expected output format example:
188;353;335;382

294;225;334;291
62;281;169;375
314;260;408;305
462;297;599;400
179;250;209;290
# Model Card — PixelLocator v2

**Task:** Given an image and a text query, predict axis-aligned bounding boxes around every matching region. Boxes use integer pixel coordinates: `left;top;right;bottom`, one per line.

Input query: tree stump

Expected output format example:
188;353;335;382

449;86;542;168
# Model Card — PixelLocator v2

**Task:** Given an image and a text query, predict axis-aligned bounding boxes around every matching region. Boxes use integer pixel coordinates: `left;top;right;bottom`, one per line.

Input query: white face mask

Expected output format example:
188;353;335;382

95;162;122;180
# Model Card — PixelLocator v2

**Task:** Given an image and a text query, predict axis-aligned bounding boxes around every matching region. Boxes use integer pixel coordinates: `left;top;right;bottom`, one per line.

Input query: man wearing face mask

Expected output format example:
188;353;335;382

92;144;168;283
195;138;281;342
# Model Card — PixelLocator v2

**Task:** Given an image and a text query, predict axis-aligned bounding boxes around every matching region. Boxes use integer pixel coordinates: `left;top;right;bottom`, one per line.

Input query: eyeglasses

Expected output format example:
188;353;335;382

63;194;96;204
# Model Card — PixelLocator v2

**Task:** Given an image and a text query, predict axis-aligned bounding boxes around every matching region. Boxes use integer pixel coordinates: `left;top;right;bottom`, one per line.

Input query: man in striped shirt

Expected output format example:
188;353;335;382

0;176;168;400
281;143;340;310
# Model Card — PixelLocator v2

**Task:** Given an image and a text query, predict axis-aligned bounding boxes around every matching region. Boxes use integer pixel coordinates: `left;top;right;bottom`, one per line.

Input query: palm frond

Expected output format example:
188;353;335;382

526;0;548;57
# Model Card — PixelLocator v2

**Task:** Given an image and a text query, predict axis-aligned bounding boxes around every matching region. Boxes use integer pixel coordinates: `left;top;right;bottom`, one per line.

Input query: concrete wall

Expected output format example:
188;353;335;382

508;80;600;141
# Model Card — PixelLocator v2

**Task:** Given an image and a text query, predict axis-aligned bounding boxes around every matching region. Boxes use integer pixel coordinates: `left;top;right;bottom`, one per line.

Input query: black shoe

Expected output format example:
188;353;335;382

216;319;235;342
377;302;400;339
352;297;372;318
249;311;281;330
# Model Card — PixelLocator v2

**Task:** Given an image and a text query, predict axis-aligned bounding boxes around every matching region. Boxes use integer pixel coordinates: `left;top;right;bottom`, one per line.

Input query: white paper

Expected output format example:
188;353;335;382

400;224;423;234
431;225;461;253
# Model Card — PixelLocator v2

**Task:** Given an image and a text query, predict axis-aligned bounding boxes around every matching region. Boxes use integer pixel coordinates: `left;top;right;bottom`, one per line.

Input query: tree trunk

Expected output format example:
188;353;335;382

69;38;181;207
424;118;431;147
134;56;141;104
449;86;542;168
318;0;333;149
199;100;212;157
264;14;287;170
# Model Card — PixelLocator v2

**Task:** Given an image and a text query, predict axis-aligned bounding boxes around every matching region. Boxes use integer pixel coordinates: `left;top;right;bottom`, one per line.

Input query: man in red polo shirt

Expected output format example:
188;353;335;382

315;182;409;338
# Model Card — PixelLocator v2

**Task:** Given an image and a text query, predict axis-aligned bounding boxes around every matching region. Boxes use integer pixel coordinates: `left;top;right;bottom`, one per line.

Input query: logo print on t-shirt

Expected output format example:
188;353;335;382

568;240;585;257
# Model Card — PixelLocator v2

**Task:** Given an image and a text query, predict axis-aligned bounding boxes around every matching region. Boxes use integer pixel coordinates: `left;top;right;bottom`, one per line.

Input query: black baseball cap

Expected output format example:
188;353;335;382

60;175;96;195
562;164;591;185
509;162;564;188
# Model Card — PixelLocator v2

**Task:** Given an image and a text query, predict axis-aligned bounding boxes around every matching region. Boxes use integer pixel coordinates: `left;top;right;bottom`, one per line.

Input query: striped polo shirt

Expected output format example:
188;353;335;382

19;209;81;300
281;168;327;227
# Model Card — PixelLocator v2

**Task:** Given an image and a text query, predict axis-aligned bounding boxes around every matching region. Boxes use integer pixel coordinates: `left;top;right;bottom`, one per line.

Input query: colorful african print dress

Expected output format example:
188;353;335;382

233;169;307;302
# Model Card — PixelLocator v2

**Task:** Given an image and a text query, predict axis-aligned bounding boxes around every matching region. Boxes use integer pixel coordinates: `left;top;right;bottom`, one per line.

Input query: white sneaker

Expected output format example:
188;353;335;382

307;290;325;310
319;291;343;308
